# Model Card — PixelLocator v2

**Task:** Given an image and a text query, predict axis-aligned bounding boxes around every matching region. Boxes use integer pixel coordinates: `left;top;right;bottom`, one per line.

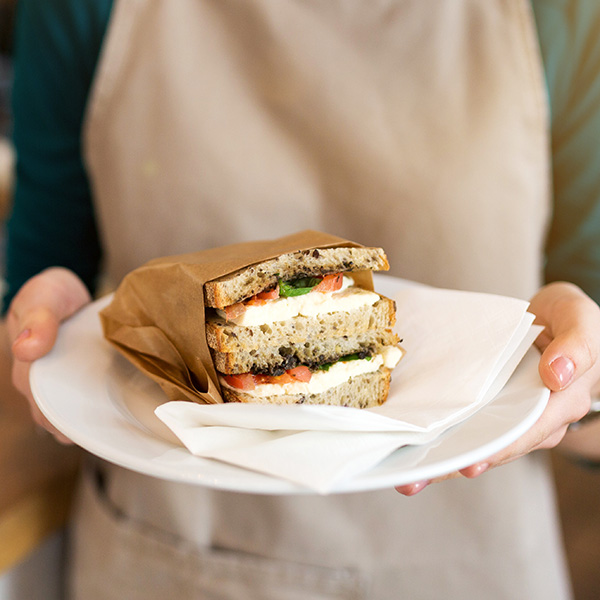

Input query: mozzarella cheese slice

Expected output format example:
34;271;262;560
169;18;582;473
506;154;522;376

217;277;380;326
219;346;404;398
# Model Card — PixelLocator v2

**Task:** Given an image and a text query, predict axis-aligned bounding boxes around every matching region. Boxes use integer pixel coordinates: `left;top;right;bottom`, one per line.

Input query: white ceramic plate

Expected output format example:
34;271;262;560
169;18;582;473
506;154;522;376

30;275;548;495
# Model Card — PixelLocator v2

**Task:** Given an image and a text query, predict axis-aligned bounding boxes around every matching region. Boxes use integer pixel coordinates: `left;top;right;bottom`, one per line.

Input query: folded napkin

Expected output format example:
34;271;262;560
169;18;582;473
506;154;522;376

156;283;545;492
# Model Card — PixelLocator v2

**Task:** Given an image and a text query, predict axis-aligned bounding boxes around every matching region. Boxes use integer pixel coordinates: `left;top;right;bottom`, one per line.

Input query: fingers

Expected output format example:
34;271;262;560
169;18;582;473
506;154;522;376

458;462;490;479
11;306;60;362
530;282;600;392
6;268;91;444
11;337;73;444
7;267;91;355
395;471;461;496
395;480;431;496
396;282;600;497
399;374;594;495
458;375;591;479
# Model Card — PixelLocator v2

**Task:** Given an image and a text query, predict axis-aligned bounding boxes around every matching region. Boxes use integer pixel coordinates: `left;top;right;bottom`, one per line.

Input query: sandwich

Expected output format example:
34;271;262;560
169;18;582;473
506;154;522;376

204;245;404;408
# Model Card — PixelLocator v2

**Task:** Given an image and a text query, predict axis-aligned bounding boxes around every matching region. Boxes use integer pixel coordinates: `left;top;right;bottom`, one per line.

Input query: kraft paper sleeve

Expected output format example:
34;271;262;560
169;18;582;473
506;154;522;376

99;230;374;404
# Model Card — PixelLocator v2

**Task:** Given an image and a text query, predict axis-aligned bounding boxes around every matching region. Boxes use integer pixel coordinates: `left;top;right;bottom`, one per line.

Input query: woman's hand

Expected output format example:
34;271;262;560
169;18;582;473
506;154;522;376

6;267;91;443
396;281;600;496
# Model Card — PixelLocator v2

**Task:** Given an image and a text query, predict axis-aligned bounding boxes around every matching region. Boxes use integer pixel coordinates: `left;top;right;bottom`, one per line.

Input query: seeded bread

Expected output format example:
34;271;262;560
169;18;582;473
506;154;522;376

221;367;392;408
204;246;389;309
206;296;396;354
211;329;400;374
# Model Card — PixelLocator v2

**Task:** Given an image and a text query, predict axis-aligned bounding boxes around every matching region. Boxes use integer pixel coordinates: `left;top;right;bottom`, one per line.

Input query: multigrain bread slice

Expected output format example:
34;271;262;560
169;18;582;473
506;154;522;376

206;241;402;408
221;367;392;408
206;296;396;354
212;329;400;375
204;246;389;309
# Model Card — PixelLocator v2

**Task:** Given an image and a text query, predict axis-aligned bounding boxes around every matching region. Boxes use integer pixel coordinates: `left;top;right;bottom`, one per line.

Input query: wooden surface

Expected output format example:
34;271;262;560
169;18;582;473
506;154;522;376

0;323;80;573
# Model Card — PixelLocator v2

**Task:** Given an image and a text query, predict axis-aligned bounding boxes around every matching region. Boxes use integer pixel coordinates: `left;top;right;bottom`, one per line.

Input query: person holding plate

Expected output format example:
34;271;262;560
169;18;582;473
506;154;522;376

4;0;600;599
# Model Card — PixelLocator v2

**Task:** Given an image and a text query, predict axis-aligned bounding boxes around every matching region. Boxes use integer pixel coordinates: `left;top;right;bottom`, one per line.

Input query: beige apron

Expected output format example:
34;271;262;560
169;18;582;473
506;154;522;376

72;0;570;598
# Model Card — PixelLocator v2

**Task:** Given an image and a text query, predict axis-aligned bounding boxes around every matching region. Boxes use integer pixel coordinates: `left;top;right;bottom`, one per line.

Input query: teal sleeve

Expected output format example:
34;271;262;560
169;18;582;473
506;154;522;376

532;0;600;304
3;0;112;311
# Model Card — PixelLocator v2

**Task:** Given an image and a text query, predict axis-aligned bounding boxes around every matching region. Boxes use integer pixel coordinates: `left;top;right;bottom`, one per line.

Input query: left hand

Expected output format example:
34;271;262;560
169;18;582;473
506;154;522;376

396;281;600;496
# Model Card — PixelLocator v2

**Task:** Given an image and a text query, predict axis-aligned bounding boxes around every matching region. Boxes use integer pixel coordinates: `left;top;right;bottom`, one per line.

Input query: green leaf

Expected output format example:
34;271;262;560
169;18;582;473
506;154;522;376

278;276;322;297
317;353;371;371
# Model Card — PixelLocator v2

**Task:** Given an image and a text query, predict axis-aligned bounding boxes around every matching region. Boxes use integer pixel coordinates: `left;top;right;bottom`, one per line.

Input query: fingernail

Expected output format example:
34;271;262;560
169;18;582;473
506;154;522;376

550;356;575;389
460;462;490;478
13;328;31;345
472;462;489;477
398;480;431;496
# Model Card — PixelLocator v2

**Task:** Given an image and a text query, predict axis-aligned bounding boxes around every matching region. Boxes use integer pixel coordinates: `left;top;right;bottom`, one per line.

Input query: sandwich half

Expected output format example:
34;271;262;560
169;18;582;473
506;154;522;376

205;246;404;408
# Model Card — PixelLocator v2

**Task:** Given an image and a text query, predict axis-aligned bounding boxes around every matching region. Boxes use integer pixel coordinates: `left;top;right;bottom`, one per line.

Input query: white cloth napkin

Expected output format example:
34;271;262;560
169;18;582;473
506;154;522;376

156;285;544;492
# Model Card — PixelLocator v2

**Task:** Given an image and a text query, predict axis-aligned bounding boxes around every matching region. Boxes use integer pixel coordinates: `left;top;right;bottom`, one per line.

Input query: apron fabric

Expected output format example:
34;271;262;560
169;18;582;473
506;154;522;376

75;0;570;598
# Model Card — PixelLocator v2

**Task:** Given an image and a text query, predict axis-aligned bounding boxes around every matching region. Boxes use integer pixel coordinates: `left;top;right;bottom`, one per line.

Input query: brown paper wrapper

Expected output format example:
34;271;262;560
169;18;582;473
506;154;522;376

99;230;375;404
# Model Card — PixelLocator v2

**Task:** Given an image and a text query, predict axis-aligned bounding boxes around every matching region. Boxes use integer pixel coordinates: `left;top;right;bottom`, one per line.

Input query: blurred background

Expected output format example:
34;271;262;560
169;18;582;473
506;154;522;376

552;454;600;600
0;1;598;599
0;0;14;228
0;0;13;133
0;3;80;600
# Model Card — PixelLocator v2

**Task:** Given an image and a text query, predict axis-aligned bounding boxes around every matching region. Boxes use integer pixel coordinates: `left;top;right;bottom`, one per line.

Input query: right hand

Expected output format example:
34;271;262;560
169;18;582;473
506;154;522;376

6;267;91;443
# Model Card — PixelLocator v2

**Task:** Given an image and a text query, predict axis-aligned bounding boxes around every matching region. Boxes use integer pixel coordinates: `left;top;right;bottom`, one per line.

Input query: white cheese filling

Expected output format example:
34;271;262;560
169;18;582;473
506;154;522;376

217;276;380;326
220;346;404;398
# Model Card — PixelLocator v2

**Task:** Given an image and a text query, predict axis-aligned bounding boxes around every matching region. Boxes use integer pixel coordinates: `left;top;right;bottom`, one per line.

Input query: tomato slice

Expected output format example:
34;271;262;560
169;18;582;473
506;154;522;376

230;284;280;311
255;372;292;385
312;273;344;293
223;302;246;321
255;284;280;301
222;373;256;390
252;365;313;386
286;366;312;382
252;373;269;385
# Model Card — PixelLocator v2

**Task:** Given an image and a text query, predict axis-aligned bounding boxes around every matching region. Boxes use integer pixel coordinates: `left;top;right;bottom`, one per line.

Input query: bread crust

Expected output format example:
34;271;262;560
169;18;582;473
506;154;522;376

204;246;389;308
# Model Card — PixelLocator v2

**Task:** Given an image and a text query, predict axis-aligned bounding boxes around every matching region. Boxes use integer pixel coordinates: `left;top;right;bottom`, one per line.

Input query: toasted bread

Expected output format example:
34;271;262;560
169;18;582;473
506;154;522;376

204;246;389;309
221;367;392;408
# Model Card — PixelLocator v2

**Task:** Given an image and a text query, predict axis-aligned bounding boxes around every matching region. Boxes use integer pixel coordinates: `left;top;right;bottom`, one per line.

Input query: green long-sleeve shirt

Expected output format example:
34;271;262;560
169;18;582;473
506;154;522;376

5;0;600;309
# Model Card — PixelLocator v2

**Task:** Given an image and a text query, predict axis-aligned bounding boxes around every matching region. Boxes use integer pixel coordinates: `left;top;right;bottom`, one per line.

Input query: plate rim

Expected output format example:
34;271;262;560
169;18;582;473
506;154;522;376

30;274;549;495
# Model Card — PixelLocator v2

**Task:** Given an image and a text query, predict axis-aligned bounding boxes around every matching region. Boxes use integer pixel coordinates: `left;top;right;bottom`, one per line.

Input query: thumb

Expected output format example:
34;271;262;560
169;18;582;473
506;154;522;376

8;267;91;362
531;283;600;392
11;306;61;362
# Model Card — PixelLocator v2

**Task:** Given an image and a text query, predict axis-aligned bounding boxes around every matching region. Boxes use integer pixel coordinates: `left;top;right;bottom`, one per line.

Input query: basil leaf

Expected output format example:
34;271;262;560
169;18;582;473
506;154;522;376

317;353;372;371
278;277;322;297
